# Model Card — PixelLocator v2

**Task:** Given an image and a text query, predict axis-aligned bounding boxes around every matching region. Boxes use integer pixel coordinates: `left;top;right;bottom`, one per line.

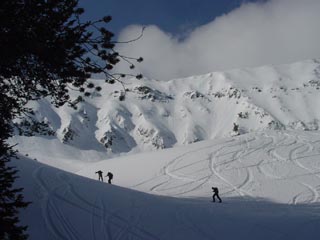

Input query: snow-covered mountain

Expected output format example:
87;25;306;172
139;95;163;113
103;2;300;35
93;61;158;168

10;59;320;239
11;59;320;171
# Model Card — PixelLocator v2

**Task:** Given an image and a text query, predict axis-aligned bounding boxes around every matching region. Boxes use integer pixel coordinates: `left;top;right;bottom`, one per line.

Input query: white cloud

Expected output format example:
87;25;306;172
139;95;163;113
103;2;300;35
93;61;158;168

114;0;320;80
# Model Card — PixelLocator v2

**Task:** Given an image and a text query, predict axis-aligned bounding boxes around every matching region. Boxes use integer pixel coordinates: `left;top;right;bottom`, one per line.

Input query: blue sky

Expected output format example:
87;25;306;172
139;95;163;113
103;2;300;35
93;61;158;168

79;0;320;81
79;0;260;36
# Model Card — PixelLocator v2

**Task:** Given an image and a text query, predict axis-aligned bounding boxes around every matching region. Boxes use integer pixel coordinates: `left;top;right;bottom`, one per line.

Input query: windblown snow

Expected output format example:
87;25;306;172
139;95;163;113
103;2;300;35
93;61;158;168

10;59;320;239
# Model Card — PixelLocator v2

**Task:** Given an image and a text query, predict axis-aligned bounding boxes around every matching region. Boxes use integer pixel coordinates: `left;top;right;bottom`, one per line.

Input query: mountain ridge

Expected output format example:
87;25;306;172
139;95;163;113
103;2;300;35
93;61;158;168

11;59;320;169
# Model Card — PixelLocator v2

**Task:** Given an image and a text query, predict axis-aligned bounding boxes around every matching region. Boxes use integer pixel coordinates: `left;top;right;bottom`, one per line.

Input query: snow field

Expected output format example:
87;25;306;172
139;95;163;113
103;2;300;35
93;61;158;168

79;130;320;204
15;130;320;239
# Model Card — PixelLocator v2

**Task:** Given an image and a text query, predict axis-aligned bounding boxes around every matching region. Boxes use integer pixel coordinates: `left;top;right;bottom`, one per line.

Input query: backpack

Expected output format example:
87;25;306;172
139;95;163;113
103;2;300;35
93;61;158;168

108;172;113;179
212;187;218;193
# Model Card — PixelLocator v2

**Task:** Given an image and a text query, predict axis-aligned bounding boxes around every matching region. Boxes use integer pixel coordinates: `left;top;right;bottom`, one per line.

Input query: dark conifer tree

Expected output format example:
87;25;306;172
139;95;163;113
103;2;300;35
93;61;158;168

0;0;142;238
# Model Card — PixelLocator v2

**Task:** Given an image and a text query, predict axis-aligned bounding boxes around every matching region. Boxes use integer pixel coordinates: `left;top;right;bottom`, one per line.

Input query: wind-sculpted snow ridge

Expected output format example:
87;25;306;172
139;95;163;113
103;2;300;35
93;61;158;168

11;59;320;169
16;130;320;239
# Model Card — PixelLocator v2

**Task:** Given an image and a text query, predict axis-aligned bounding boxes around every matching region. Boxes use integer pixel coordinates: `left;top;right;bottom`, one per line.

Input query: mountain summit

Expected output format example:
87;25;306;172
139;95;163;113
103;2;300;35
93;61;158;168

11;59;320;170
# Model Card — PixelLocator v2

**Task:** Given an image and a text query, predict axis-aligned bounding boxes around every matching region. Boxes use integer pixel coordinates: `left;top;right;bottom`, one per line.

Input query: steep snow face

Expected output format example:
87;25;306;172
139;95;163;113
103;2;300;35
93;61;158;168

11;59;320;168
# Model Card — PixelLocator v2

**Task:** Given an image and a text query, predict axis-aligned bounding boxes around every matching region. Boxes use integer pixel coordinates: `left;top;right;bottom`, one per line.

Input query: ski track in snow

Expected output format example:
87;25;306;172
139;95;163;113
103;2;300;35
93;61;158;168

32;166;161;240
26;131;320;239
289;135;320;204
33;167;80;240
129;132;320;206
152;139;250;196
141;136;260;197
174;206;216;240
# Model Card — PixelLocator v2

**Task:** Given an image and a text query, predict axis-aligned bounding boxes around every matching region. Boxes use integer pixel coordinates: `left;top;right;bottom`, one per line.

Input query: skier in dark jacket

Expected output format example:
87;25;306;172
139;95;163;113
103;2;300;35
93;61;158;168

212;187;222;203
95;170;103;182
106;172;113;184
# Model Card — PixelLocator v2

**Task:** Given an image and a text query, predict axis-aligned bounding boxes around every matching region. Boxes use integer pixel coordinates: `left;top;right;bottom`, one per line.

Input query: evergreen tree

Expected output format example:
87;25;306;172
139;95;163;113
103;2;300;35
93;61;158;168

0;0;142;238
0;86;30;239
0;139;30;240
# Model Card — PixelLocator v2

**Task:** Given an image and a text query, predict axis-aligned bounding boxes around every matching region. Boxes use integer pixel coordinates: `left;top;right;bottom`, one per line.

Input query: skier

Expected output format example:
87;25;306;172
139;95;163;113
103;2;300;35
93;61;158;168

212;187;222;203
95;170;103;182
106;172;113;184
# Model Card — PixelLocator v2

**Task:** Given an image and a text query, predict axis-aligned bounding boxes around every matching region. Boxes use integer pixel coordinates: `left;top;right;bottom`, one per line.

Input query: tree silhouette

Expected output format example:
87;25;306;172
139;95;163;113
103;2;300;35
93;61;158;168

0;0;143;238
0;141;30;240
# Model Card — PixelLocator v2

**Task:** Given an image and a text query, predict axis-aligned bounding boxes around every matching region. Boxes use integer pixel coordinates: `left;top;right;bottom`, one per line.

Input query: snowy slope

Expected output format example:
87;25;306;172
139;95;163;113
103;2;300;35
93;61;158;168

79;130;320;204
11;58;320;238
16;130;320;239
10;59;320;170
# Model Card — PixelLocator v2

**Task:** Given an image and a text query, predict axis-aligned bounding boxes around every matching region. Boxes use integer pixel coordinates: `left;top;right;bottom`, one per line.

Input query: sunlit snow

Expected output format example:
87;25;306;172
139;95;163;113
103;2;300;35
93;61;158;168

11;59;320;239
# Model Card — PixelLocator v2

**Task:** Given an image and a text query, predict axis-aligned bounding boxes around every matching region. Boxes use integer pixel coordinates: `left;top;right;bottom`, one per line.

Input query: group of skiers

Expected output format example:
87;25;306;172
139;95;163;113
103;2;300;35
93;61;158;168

95;170;113;184
95;170;222;202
